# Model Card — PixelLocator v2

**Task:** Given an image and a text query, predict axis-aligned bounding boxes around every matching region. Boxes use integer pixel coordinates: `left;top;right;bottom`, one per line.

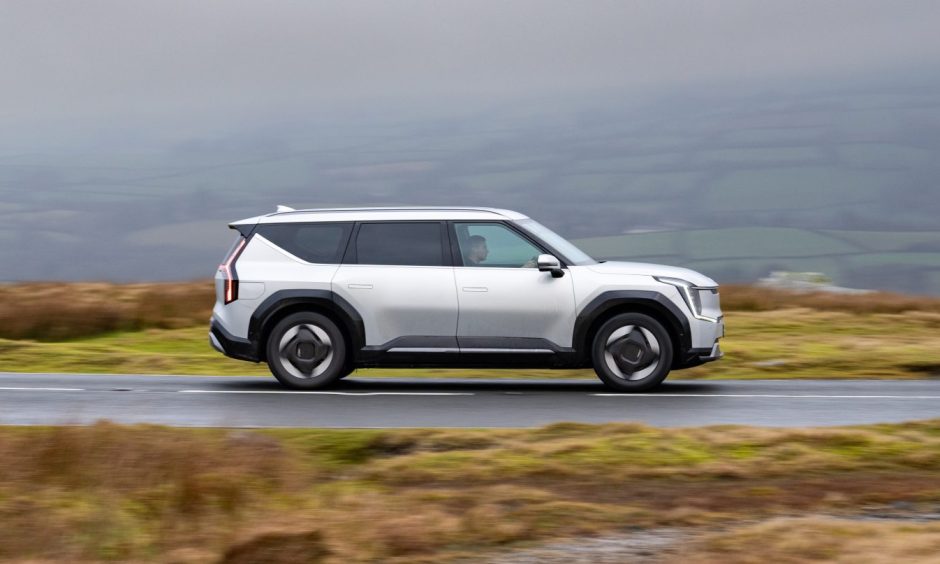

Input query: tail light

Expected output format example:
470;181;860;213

219;237;248;304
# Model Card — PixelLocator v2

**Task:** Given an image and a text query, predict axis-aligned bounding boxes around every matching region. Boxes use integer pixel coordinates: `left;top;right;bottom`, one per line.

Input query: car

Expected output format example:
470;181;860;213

210;206;723;392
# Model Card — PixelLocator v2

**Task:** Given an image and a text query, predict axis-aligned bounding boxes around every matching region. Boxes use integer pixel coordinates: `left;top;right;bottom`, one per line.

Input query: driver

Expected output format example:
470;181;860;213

465;234;539;268
465;235;488;265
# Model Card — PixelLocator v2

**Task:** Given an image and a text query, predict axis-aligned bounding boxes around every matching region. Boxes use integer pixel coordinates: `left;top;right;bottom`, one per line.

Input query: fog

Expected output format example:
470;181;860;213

2;1;940;293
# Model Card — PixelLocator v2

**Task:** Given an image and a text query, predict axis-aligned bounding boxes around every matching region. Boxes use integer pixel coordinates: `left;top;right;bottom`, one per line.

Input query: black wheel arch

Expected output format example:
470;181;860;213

573;290;691;366
248;290;365;363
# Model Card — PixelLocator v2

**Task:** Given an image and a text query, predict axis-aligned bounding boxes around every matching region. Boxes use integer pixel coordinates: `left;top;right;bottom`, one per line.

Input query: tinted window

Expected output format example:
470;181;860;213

256;223;352;264
355;222;444;266
454;222;542;267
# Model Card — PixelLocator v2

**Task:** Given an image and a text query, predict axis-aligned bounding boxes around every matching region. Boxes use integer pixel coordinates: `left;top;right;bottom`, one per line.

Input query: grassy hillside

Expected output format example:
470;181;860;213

1;282;938;379
576;229;940;295
1;420;938;562
0;281;212;341
3;309;938;380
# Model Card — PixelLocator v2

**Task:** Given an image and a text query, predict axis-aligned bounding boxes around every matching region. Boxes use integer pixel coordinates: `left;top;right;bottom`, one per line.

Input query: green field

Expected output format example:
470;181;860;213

2;308;938;381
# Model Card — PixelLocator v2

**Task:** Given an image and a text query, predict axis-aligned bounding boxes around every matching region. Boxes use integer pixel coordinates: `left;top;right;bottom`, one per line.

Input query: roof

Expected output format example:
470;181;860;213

231;206;529;226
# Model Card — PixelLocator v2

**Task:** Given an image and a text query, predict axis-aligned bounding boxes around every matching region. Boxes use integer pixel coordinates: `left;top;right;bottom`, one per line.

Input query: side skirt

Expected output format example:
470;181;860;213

355;336;582;369
354;350;582;369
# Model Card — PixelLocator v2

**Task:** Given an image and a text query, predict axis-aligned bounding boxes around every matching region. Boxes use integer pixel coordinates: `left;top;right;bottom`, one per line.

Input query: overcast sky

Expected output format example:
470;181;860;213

3;0;940;135
3;1;940;290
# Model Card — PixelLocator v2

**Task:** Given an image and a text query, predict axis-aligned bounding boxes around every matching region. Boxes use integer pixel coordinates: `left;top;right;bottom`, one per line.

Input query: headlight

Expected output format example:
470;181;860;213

655;277;719;322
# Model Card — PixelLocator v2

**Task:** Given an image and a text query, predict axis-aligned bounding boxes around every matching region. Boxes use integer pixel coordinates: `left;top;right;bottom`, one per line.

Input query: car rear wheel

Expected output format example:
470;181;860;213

591;313;673;392
266;312;347;390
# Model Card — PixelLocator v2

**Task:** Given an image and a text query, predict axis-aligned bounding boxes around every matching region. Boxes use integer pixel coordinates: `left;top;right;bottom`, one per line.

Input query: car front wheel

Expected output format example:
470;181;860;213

591;313;673;392
266;312;347;390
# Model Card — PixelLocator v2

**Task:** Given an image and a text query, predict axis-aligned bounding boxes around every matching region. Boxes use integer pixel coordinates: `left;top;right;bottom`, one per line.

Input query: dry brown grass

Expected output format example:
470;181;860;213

1;421;939;562
0;423;301;561
719;284;940;314
0;281;213;340
679;517;940;563
2;280;939;343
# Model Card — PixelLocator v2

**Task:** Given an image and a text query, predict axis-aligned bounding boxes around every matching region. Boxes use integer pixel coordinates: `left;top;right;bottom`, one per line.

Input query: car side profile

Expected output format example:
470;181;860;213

210;206;723;392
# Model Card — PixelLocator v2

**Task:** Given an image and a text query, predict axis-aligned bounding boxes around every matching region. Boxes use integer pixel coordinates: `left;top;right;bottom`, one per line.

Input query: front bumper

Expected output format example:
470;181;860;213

676;316;723;369
700;342;723;362
675;342;722;369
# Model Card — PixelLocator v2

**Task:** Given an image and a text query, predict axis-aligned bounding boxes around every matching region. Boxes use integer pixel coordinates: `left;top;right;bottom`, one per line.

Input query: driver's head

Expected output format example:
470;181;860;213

466;235;488;264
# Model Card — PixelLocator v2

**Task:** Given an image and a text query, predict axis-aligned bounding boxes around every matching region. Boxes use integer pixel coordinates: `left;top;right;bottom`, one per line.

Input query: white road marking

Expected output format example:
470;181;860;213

0;387;85;392
0;385;936;401
593;393;940;399
178;390;475;396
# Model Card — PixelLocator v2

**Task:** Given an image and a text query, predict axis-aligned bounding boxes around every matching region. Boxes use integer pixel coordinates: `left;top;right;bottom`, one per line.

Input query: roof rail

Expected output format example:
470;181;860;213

268;206;511;216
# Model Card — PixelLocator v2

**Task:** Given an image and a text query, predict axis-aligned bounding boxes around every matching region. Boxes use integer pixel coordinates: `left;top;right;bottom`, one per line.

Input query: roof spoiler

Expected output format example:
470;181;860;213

227;205;292;236
228;215;263;237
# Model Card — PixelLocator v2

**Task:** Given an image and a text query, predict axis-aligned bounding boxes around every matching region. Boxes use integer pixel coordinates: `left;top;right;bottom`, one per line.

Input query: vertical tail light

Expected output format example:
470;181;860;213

219;237;248;304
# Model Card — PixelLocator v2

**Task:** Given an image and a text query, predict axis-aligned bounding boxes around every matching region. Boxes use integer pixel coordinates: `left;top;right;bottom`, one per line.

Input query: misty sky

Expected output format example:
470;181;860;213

4;0;940;140
3;1;940;293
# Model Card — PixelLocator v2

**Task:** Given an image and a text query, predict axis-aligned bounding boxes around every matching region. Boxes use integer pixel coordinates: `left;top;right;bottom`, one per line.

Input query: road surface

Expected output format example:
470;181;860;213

1;373;938;428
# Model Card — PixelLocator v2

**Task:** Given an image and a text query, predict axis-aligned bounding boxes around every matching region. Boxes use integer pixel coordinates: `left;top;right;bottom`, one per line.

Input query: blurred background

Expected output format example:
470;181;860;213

2;5;940;562
3;1;940;293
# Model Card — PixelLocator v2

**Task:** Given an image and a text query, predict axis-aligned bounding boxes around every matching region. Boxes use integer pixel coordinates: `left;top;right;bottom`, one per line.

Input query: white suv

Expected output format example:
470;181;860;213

210;207;723;392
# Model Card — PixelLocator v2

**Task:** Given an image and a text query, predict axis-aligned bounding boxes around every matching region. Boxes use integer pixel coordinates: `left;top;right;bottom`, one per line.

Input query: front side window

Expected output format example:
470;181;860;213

454;223;542;268
256;222;352;264
355;222;445;266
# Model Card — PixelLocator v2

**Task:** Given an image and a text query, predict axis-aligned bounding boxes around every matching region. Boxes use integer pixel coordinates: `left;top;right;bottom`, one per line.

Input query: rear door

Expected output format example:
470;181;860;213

331;221;459;350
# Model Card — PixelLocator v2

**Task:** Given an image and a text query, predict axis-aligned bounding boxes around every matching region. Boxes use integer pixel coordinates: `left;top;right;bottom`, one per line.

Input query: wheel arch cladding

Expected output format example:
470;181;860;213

574;290;691;364
249;290;365;363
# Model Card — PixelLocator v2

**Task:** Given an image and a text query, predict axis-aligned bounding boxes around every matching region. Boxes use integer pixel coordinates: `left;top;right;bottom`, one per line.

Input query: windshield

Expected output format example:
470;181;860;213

516;219;596;266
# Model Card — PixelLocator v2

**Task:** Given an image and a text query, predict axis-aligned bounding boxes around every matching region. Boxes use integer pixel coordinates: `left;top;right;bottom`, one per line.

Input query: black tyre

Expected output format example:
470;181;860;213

591;313;673;392
265;312;347;390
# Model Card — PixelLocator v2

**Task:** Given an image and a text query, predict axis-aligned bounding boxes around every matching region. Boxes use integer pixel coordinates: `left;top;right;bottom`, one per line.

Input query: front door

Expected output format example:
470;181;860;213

451;222;576;351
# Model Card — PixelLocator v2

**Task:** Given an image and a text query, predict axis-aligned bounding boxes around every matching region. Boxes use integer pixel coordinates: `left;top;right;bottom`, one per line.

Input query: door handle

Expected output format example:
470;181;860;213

347;283;373;290
462;286;488;292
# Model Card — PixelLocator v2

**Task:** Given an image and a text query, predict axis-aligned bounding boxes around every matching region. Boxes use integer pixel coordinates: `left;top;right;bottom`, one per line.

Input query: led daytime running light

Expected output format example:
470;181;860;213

655;276;719;323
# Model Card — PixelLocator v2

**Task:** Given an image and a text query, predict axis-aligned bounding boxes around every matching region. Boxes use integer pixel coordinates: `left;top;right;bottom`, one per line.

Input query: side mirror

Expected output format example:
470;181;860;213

537;254;565;278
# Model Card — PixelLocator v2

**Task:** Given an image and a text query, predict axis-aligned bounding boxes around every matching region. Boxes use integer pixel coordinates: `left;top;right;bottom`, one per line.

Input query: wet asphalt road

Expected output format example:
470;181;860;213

1;373;938;428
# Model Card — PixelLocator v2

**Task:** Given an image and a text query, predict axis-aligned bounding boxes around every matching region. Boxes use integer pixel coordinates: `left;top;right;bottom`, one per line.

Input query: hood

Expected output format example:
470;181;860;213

586;261;718;288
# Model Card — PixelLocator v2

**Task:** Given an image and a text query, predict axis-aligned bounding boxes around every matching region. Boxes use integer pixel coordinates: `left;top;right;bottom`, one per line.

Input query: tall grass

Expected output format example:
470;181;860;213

2;280;939;341
0;281;213;340
0;421;938;562
719;284;940;314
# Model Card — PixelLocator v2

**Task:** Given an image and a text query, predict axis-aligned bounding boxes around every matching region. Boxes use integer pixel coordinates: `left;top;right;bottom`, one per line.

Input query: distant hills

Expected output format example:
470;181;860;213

2;79;939;294
575;228;940;295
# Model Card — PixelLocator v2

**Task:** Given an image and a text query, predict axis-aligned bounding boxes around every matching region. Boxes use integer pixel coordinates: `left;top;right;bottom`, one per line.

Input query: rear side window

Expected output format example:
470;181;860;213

256;222;352;264
354;222;445;266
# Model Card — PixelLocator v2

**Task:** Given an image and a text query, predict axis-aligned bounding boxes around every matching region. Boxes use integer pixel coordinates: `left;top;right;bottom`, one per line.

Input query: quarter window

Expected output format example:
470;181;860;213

355;222;445;266
454;223;542;268
256;223;352;264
